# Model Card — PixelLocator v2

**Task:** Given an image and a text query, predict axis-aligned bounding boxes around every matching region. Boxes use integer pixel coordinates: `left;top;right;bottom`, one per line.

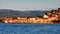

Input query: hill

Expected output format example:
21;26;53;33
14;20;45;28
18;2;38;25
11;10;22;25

0;9;50;17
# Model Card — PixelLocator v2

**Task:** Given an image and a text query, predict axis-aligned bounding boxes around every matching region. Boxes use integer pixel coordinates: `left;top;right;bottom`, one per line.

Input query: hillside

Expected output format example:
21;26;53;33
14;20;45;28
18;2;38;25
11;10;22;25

0;9;50;17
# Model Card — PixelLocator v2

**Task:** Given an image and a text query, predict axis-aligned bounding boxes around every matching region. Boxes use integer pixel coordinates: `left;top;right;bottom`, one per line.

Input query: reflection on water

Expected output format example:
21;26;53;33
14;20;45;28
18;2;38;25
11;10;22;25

0;23;60;34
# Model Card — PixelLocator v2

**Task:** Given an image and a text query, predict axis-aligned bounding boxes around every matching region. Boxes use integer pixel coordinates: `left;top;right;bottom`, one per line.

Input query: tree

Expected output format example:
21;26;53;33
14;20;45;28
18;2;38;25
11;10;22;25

37;15;43;18
0;18;3;23
12;16;17;19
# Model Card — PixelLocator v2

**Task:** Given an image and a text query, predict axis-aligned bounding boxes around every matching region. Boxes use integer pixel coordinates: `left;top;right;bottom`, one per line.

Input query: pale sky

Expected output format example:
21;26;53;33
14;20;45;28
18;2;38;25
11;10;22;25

0;0;60;10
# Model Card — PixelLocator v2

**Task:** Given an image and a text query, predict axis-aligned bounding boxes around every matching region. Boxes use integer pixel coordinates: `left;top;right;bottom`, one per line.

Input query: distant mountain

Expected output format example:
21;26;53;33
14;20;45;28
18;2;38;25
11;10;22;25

0;9;50;17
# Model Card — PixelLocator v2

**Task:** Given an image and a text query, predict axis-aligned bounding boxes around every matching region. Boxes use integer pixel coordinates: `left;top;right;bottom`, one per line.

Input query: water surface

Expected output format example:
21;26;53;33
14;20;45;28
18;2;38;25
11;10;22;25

0;23;60;34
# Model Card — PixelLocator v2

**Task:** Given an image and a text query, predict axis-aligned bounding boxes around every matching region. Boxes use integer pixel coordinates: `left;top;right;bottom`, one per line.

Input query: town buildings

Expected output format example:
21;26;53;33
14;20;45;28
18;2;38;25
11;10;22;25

0;8;60;24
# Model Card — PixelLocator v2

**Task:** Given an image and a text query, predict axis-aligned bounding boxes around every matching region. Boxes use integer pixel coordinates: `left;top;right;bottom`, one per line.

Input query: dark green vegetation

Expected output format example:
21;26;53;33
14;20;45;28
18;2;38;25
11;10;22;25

0;9;50;17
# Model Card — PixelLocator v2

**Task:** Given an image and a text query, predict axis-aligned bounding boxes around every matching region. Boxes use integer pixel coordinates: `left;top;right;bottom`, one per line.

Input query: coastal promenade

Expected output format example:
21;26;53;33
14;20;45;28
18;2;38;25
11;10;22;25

1;17;57;24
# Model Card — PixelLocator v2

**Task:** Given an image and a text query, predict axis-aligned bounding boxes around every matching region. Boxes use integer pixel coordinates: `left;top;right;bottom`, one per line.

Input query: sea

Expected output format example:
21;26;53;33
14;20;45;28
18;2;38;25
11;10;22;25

0;23;60;34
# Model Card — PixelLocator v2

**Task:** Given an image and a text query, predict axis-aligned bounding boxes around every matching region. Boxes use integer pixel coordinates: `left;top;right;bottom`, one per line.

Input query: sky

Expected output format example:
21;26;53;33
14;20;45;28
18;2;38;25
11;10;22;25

0;0;60;10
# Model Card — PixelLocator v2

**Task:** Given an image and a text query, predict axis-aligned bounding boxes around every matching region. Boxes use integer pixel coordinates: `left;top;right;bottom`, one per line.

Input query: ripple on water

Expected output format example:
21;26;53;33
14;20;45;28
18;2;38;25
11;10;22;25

0;23;60;34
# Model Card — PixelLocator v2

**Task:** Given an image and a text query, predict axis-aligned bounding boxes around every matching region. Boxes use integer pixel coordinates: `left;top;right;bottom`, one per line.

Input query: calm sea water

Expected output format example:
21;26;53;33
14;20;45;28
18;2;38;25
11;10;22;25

0;23;60;34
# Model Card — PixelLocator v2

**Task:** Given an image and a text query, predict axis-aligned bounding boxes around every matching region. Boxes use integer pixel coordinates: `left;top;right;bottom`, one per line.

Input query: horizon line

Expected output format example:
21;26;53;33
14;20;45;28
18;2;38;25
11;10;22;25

0;8;58;11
